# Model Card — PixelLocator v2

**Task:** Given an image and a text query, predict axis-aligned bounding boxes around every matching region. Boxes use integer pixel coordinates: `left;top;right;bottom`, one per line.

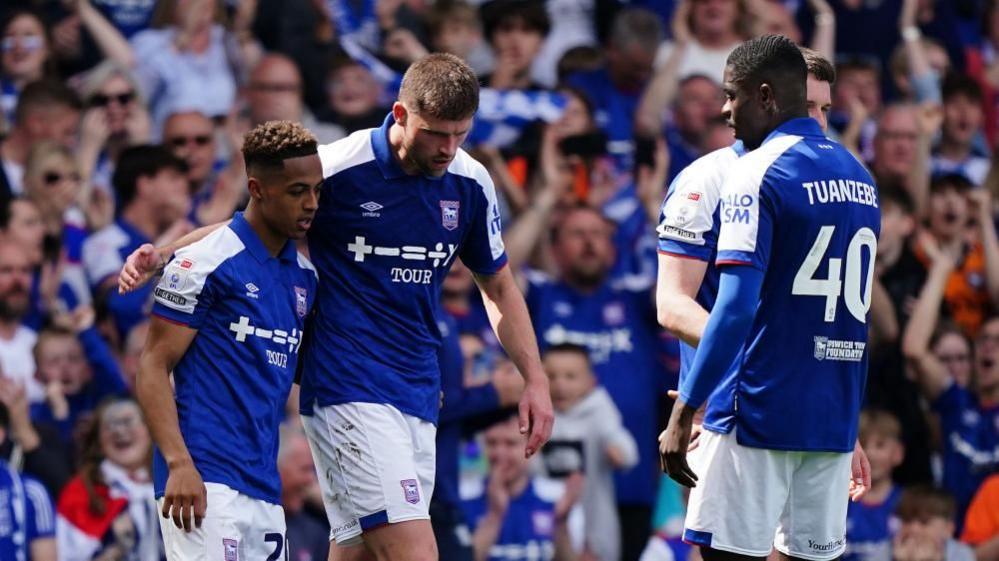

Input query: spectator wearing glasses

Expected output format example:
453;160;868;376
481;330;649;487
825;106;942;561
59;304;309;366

0;10;52;131
0;80;81;198
82;145;190;340
245;54;343;144
75;61;152;210
161;109;244;226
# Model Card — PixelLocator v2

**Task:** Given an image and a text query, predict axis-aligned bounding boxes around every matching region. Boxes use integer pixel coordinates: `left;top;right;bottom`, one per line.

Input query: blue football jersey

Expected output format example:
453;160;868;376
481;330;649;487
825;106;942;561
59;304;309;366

657;142;745;433
0;462;54;561
712;118;880;452
932;384;999;518
525;271;664;504
299;114;508;424
150;212;317;504
462;480;558;561
844;486;901;561
82;218;154;338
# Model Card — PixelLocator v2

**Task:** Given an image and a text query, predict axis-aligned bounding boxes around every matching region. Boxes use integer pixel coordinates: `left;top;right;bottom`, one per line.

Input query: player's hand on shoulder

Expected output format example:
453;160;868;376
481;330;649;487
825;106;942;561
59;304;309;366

118;243;163;295
162;459;207;532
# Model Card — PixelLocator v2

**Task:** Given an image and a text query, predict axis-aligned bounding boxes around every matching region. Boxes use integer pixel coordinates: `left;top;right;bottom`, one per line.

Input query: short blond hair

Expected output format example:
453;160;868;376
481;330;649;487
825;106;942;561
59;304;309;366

858;409;902;444
241;120;318;173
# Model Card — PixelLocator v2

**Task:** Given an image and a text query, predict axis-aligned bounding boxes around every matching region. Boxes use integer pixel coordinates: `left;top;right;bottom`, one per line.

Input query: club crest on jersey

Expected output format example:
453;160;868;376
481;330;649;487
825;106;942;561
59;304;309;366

401;479;420;504
532;511;554;536
603;302;625;325
295;287;308;318
813;337;828;361
440;200;460;231
223;538;238;561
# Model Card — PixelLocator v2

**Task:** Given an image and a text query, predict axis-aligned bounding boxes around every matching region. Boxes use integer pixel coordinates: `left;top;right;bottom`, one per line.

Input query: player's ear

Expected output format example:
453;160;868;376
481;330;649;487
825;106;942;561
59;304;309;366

247;177;264;201
759;82;776;114
393;102;408;126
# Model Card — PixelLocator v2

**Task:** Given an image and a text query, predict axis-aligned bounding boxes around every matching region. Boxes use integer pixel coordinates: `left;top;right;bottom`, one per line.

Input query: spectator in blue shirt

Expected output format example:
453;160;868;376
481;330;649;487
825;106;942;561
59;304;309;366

0;402;57;561
845;409;905;561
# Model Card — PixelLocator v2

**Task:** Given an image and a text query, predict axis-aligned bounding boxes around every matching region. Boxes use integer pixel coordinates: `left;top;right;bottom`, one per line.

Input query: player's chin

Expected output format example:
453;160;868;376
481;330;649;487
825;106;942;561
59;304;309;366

288;217;314;238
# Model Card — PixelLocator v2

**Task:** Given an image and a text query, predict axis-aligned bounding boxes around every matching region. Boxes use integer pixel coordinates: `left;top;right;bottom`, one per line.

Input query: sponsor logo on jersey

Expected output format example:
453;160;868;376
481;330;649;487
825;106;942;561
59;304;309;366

543;324;634;364
180;258;194;270
813;337;866;362
440;200;460;231
166;269;188;291
687;192;701;201
295;286;308;317
228;316;304;353
657;224;699;242
223;538;238;561
401;479;420;504
808;538;845;552
720;193;754;224
360;201;383;217
154;287;187;306
245;283;260;299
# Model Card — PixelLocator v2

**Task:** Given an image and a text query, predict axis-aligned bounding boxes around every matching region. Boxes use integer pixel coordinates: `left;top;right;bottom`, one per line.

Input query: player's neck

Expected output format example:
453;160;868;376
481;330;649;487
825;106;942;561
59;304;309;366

243;204;288;257
388;123;419;176
507;473;530;498
121;203;161;241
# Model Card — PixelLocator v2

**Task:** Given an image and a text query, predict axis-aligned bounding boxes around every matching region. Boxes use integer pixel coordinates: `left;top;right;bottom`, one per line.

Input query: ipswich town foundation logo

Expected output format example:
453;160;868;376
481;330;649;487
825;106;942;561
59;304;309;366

440;200;459;231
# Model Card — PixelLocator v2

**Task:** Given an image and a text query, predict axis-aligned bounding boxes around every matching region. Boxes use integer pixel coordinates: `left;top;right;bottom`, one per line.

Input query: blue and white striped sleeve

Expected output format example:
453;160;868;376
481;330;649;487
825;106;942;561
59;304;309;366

24;477;55;540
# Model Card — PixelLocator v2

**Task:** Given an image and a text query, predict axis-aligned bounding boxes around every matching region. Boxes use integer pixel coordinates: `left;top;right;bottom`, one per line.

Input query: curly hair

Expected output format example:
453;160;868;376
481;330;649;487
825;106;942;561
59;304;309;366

399;53;479;121
241;120;318;173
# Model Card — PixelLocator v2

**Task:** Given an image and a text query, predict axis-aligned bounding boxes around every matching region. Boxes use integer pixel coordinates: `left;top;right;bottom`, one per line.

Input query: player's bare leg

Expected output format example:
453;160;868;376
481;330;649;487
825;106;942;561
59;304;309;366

700;547;766;561
329;541;374;561
361;520;438;561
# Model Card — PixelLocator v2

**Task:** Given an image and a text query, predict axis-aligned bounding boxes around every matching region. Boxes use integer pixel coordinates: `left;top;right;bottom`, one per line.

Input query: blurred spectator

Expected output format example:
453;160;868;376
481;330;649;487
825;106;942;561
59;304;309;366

966;0;999;148
119;320;148;391
0;10;52;131
0;80;82;198
480;0;549;91
462;415;582;561
246;53;344;143
529;0;598;88
871;105;920;188
0;240;42;401
56;397;162;561
832;57;881;157
82;145;190;339
75;61;152;197
844;409;905;561
892;486;975;561
522;206;667;561
320;56;389;135
541;343;637;561
426;0;492;76
654;0;749;85
962;473;999;561
161;110;244;226
0;402;57;561
434;301;522;561
30;307;129;446
931;73;990;186
565;7;663;173
903;228;999;518
0;196;44;266
664;74;723;181
278;425;329;561
891;0;948;106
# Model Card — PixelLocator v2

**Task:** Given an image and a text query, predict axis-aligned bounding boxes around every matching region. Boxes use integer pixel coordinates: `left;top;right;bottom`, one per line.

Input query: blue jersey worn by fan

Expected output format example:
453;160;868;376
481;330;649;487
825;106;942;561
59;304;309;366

462;480;559;561
150;212;318;505
679;117;881;559
0;461;55;561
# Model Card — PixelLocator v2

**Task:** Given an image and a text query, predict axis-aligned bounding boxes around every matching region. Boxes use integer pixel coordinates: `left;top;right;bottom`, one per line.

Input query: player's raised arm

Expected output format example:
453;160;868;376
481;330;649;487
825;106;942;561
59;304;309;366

474;266;554;458
137;315;204;532
117;220;230;294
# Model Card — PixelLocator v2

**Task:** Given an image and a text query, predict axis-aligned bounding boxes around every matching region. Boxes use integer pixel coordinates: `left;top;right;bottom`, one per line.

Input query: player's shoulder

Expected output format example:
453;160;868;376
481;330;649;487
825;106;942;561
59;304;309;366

670;143;742;195
170;224;245;279
725;133;806;193
448;148;492;188
317;128;376;179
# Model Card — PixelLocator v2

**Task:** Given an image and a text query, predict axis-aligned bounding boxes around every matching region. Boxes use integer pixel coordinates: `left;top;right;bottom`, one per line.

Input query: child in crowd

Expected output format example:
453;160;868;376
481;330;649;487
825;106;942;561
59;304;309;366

892;486;975;561
844;409;905;561
542;343;638;561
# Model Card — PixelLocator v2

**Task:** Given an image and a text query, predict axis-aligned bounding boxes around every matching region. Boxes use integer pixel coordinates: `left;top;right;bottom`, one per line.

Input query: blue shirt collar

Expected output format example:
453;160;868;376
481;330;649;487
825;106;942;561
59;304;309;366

371;113;408;180
763;117;825;145
229;211;297;265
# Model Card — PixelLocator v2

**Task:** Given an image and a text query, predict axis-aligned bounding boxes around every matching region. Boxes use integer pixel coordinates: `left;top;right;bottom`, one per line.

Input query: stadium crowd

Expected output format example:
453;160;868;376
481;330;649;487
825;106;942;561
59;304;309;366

1;0;999;560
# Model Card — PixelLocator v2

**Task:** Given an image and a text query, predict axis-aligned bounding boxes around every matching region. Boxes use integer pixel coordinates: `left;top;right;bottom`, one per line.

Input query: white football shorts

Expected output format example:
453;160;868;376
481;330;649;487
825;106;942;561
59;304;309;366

159;482;286;561
301;401;437;545
683;428;852;560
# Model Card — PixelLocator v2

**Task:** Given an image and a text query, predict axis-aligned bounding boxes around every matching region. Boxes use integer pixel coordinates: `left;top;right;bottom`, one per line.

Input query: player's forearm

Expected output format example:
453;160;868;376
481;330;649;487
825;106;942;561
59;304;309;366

679;267;762;408
158;220;230;264
656;291;709;347
136;353;193;468
478;269;547;385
